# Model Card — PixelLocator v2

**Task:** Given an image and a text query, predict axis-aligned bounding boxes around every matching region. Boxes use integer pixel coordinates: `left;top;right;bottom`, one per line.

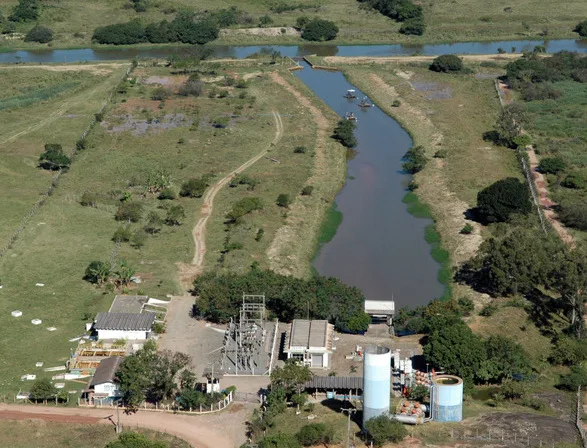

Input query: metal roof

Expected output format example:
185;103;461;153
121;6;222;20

95;312;155;331
288;319;333;351
109;295;148;313
365;299;395;315
305;375;363;390
90;357;123;386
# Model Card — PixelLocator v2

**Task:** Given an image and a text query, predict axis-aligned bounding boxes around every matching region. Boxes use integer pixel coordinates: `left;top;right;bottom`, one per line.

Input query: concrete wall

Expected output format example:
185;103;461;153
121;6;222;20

97;329;149;340
94;382;120;397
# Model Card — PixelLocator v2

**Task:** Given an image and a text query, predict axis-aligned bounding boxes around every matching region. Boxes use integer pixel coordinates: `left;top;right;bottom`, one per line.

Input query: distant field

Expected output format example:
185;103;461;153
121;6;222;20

0;0;585;48
0;421;189;448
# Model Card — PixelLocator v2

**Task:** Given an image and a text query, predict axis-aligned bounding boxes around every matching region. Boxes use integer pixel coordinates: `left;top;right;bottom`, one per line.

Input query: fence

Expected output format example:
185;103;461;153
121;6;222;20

78;390;233;415
575;387;587;448
0;64;134;259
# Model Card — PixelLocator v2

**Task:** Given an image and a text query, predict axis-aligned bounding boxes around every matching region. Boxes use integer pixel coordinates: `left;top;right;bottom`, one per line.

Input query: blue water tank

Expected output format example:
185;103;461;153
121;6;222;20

362;346;391;428
431;375;463;422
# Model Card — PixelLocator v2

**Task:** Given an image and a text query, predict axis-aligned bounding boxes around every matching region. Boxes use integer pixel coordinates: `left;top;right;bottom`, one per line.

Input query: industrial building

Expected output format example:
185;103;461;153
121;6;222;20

430;375;463;422
93;312;156;340
285;319;334;369
364;299;395;325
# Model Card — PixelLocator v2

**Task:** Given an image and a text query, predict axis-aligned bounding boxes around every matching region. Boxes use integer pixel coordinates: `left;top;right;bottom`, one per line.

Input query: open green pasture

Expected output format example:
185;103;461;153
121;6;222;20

0;0;585;48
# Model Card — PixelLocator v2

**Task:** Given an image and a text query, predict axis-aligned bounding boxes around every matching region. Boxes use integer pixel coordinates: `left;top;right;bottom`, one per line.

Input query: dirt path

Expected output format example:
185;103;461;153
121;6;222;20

0;404;244;448
324;53;524;66
497;81;575;245
0;63;127;75
177;110;283;287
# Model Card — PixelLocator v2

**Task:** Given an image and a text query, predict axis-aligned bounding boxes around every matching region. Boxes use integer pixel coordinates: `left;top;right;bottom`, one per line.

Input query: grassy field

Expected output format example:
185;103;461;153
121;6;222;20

0;421;189;448
0;0;585;49
0;57;345;394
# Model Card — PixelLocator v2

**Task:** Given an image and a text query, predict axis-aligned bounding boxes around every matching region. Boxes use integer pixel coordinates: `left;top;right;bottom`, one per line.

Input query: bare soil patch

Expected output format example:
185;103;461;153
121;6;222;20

220;27;300;37
0;63;126;76
102;113;192;136
411;81;452;99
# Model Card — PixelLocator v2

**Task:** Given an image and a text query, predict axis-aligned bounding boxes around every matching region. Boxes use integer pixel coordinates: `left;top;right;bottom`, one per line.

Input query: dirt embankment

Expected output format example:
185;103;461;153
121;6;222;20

324;53;523;66
266;71;346;277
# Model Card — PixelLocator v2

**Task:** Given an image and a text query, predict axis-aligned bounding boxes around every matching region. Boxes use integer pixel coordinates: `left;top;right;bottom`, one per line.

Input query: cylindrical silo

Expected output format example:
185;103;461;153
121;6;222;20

363;346;391;428
431;375;463;422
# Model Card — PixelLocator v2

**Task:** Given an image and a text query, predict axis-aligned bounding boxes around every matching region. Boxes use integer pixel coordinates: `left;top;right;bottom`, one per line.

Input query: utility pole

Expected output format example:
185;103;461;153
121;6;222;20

341;407;357;448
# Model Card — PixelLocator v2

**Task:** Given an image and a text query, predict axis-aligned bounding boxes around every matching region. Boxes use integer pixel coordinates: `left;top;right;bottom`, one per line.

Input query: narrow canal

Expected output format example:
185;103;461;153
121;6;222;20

294;63;444;307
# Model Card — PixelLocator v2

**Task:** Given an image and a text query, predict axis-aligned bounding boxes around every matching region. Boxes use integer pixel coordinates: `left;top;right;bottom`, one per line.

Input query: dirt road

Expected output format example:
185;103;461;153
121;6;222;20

0;403;247;448
178;110;283;287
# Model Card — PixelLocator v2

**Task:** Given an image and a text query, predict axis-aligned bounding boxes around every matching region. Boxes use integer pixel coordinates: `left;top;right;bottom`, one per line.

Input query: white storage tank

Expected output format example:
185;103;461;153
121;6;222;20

363;346;391;428
431;375;463;422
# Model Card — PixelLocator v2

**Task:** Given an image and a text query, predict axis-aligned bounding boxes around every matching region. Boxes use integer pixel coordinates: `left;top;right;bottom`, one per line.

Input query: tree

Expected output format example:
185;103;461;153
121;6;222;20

130;230;147;249
144;211;163;234
92;20;147;45
559;365;587;390
24;25;53;43
147;350;191;403
180;178;207;198
276;194;291;208
345;311;371;333
112;225;132;243
178;79;203;97
29;378;57;401
332;119;357;148
151;87;170;101
270;360;312;395
550;336;587;366
114;259;135;287
538;157;566;174
430;55;463;72
423;323;486;384
84;261;111;285
476;177;532;223
364;416;407;447
226;197;263;223
296;423;332;446
106;431;167;448
483;335;531;382
116;341;157;407
39;143;70;171
400;18;425;35
301;186;313;196
115;202;144;223
574;20;587;37
258;14;273;27
408;384;429;402
9;0;40;22
495;103;526;147
301;19;339;41
165;205;185;226
402;145;427;174
259;433;301;448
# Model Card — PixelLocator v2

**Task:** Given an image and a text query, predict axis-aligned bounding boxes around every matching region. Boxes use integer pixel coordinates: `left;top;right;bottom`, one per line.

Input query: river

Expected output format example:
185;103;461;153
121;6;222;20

1;39;584;307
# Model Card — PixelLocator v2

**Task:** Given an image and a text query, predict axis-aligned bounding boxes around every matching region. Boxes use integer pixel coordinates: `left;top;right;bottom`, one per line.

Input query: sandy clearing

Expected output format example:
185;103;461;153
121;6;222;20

324;53;524;65
220;27;300;37
0;404;238;448
0;63;127;76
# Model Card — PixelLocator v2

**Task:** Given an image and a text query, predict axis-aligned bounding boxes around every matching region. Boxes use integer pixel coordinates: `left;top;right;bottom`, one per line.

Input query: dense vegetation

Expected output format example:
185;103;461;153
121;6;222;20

504;51;587;232
574;20;587;37
193;269;371;332
357;0;425;35
300;18;339;41
9;0;39;22
402;145;427;174
24;25;53;43
332;119;357;148
364;415;407;446
93;12;219;45
429;54;463;73
106;432;169;448
38;143;70;171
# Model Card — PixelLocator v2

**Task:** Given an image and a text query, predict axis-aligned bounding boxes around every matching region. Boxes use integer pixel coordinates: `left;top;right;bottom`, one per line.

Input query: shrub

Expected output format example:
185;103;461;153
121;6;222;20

152;322;165;334
226;197;263;222
39;143;70;171
24;25;53;43
295;16;310;30
460;223;474;234
538;157;566;174
29;378;57;401
151;86;170;101
9;0;40;22
457;297;475;316
143;211;163;234
479;304;497;316
364;415;407;447
561;171;587;190
434;149;448;158
180;178;208;198
178;79;203;97
512;134;531;148
80;192;98;207
402;145;427;174
255;228;264;241
294;146;307;154
296;423;331;446
130;230;147;249
165;204;185;226
332;119;357;148
476;178;532;223
392;100;401;107
430;54;463;72
522;82;562;101
301;185;314;196
115;202;144;223
158;187;176;200
112;225;132;242
557;200;587;231
500;379;528;399
301;19;339;41
399;18;425;35
276;193;291;208
574;20;587;37
92;20;147;45
520;396;546;411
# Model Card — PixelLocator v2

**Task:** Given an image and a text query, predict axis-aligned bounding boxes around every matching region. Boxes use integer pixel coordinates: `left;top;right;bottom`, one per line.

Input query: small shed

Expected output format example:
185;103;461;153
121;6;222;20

94;312;155;340
285;319;333;369
84;356;123;405
364;299;395;325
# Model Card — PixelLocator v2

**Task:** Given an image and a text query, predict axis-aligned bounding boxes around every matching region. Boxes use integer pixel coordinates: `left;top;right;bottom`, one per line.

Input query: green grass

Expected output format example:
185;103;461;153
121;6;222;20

1;0;586;49
315;203;343;248
0;421;189;448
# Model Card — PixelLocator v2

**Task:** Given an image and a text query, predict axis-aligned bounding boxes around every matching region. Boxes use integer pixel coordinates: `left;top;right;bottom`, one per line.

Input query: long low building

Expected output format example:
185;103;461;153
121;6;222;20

94;312;155;340
285;319;334;369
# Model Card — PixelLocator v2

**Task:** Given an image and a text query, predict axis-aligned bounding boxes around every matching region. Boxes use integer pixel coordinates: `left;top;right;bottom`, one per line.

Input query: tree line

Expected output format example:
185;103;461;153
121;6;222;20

357;0;425;35
193;269;371;333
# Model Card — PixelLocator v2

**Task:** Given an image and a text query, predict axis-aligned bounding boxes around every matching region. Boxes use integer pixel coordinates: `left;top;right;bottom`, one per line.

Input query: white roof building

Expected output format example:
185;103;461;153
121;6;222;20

285;319;334;369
